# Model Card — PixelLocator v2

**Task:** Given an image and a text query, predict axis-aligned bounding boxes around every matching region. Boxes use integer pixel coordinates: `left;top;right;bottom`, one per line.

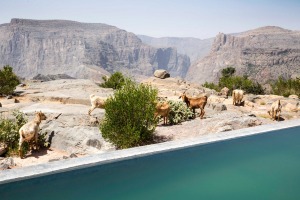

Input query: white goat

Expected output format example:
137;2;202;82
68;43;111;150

232;89;244;106
18;111;47;158
88;94;106;115
268;100;282;121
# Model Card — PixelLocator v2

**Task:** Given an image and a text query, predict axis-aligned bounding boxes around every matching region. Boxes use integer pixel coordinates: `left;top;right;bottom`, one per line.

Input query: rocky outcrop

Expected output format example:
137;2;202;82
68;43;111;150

186;26;300;84
0;19;190;81
138;35;214;62
32;74;75;82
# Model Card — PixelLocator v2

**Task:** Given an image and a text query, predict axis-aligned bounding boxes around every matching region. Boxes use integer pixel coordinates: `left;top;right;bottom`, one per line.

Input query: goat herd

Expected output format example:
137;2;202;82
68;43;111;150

17;89;282;159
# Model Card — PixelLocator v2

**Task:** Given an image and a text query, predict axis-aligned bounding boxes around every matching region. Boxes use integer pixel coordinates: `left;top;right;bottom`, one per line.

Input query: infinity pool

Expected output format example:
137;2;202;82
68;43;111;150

1;125;300;200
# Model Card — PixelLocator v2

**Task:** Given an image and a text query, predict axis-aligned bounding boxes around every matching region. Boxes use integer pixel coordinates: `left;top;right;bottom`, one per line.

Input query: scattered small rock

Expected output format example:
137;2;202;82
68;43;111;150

212;103;227;111
69;153;78;158
48;158;61;162
86;139;102;149
245;100;255;108
0;157;15;170
6;95;13;99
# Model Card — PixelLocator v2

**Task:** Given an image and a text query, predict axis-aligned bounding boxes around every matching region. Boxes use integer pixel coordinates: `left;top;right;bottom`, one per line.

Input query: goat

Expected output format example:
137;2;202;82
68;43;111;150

154;101;170;125
268;100;282;121
179;92;208;119
220;87;229;98
88;94;106;115
18;111;47;158
232;89;244;106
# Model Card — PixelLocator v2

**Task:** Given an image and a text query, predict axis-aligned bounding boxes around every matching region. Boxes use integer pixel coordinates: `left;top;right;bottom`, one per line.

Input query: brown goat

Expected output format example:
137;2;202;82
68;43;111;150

268;100;282;121
179;92;208;119
154;101;170;125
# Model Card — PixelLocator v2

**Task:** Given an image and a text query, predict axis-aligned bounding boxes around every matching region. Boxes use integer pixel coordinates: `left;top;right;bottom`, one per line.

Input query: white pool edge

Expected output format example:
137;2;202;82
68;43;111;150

1;119;300;185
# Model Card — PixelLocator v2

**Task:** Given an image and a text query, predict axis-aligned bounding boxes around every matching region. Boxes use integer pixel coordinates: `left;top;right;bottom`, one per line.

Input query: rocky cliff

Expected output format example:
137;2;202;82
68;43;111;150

138;35;213;62
186;26;300;84
0;19;190;81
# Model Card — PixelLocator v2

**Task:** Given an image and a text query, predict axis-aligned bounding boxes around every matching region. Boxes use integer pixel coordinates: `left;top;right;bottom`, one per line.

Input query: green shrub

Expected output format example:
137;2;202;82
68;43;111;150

0;65;20;95
0;111;27;155
0;111;50;156
100;72;125;90
221;67;236;78
167;100;194;125
202;67;264;95
271;76;300;97
202;82;220;92
100;79;158;149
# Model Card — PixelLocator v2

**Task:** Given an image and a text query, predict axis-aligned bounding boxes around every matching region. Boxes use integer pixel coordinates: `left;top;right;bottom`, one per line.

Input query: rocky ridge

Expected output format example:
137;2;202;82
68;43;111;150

138;35;214;62
0;19;190;82
186;26;300;84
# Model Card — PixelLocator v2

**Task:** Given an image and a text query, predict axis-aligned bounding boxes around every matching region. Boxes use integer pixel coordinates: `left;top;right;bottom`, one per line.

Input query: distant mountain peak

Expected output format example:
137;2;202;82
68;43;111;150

237;26;292;37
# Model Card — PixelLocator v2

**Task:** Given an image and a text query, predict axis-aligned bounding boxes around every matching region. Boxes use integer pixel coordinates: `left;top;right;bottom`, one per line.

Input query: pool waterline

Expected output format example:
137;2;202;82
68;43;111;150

1;119;300;185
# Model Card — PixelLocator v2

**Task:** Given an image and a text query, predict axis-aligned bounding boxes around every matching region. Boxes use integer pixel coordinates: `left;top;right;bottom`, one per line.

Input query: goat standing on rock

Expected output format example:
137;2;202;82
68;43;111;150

88;94;106;115
18;111;47;158
179;92;208;119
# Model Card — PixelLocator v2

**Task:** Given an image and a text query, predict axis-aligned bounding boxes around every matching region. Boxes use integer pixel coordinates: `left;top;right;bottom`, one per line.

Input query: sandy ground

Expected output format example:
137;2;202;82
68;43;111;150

11;148;73;168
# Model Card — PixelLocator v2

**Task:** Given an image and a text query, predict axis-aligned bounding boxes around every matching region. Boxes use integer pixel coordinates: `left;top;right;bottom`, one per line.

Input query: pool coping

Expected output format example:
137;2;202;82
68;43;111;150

1;119;300;185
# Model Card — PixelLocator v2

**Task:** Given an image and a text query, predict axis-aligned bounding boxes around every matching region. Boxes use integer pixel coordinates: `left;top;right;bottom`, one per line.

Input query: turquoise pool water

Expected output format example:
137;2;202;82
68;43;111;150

1;126;300;200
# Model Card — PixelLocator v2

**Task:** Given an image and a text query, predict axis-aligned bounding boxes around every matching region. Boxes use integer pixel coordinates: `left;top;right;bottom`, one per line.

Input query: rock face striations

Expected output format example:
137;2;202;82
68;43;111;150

138;35;214;63
186;26;300;84
0;19;190;81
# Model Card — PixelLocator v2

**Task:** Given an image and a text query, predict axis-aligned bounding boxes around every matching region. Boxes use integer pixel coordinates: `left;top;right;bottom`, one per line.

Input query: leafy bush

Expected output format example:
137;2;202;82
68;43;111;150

100;79;158;149
203;67;264;95
100;72;125;90
0;111;49;156
202;82;220;92
167;100;194;125
271;77;300;97
221;67;236;78
0;111;27;155
0;65;20;95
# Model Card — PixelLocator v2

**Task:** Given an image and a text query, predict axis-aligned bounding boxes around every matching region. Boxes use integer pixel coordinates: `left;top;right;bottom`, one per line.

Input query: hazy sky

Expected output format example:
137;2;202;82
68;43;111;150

0;0;299;39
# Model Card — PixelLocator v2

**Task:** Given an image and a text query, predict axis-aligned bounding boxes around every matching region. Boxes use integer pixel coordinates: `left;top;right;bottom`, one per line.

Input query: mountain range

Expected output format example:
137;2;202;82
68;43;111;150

186;26;300;84
1;19;300;84
0;18;190;82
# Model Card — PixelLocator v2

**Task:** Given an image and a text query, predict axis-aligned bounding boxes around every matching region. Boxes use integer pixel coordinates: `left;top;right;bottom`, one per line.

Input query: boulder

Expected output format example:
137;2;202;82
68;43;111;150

288;95;299;100
245;100;255;108
0;102;2;107
0;157;15;170
212;103;227;111
154;70;170;79
283;103;299;112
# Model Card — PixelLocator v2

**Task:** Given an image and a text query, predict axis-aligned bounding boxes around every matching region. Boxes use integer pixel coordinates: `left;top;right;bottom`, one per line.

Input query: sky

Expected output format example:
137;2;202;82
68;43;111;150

0;0;299;39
